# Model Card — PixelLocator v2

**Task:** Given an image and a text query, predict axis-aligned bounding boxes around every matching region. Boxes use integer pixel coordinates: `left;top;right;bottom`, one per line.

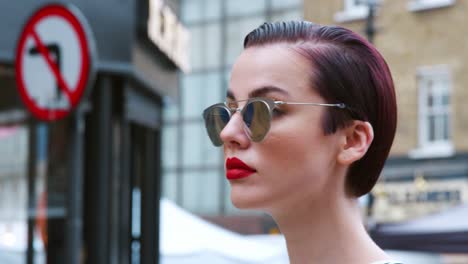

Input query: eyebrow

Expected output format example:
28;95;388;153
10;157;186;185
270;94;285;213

226;86;290;100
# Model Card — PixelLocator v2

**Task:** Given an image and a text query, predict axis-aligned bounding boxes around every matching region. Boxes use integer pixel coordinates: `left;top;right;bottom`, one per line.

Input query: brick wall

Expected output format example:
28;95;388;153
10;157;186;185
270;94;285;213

304;0;468;157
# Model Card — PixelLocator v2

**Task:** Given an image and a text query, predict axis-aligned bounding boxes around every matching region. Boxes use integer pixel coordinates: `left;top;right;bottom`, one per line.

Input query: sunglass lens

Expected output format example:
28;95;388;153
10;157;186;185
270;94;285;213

204;106;230;146
243;101;271;142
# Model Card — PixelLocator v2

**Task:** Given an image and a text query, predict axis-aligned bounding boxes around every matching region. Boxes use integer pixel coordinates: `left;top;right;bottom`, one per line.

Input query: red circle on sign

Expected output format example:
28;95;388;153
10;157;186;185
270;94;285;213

15;4;92;121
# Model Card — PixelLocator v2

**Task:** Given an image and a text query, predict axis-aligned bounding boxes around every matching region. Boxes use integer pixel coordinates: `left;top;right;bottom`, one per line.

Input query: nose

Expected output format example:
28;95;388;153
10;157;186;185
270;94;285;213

219;111;251;149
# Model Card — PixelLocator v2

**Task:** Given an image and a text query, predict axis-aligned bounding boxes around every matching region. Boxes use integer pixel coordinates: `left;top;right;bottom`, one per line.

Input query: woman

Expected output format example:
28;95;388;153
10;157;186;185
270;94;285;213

202;21;400;264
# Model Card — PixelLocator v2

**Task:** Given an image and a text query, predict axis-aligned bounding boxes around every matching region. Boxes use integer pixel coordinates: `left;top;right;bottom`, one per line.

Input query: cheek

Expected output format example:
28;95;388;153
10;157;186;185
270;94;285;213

257;120;336;190
266;114;330;164
265;133;326;172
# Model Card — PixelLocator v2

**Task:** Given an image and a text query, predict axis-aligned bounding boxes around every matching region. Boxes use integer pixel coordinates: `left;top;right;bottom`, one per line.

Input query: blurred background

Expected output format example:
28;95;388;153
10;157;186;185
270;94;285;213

1;0;468;263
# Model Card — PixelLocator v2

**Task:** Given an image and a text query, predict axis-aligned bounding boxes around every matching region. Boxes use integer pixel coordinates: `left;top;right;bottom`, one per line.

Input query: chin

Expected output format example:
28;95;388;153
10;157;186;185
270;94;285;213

229;186;268;210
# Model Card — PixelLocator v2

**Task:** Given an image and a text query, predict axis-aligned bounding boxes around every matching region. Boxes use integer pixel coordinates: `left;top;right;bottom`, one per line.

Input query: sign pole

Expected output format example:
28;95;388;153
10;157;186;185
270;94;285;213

66;106;85;264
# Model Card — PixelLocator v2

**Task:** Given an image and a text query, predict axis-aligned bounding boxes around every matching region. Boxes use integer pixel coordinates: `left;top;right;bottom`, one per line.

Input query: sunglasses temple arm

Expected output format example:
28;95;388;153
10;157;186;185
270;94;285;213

275;101;347;109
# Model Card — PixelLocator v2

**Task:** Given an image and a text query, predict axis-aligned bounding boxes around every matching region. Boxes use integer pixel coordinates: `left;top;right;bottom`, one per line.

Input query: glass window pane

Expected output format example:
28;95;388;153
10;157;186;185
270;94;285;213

161;124;178;168
181;73;203;119
131;188;141;237
203;71;223;107
198;170;221;214
200;72;223;166
226;16;265;65
188;26;204;71
443;114;450;140
270;9;303;22
205;0;222;20
183;72;223;120
162;171;178;201
435;114;443;141
162;96;179;122
226;0;266;17
182;170;220;214
205;23;222;69
427;93;434;108
201;134;222;166
442;93;450;106
181;0;203;23
433;80;444;108
434;113;450;141
271;0;302;9
182;123;204;167
428;115;435;141
181;171;199;212
427;79;434;97
224;69;231;94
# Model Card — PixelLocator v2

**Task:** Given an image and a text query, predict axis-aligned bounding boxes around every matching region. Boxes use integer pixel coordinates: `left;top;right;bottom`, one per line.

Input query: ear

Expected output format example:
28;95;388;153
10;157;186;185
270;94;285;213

337;121;374;166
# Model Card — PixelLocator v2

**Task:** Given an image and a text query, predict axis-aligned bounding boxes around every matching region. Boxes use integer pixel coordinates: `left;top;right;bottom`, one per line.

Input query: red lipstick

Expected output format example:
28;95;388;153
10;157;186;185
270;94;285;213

225;157;256;180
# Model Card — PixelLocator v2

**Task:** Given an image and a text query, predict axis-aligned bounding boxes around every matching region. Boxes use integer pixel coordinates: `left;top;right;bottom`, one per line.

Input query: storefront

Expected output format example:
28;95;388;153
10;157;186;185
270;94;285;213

0;1;187;263
372;155;468;223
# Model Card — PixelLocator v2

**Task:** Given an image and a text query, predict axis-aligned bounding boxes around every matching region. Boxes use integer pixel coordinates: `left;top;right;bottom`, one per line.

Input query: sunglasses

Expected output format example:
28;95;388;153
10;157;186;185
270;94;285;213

202;97;347;146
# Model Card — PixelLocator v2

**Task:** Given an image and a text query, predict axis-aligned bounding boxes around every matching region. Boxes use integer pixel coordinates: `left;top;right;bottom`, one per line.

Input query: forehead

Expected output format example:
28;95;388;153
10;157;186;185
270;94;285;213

229;44;316;99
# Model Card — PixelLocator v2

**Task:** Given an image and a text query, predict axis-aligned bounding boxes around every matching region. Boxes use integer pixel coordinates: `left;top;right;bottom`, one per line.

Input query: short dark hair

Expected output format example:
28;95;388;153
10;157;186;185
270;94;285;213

243;21;397;197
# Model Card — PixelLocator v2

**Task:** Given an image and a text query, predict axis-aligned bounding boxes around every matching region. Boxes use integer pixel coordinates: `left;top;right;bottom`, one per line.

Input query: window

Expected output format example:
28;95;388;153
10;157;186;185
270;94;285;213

181;73;203;119
270;9;303;22
182;170;221;214
174;0;303;217
409;65;454;159
204;0;222;21
226;0;266;17
407;0;456;12
182;123;204;167
204;23;222;69
162;171;178;201
181;71;222;120
188;26;204;71
161;124;178;168
271;0;302;9
181;0;221;23
162;97;178;122
334;0;369;23
226;16;265;65
187;23;222;72
181;0;203;23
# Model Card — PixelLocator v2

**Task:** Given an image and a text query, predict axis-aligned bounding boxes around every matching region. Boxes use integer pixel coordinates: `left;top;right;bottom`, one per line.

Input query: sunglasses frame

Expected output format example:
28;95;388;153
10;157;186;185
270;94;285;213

202;97;347;146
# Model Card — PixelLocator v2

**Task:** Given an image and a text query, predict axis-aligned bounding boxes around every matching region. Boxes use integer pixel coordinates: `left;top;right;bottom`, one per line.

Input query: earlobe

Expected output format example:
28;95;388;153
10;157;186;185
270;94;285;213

337;121;374;165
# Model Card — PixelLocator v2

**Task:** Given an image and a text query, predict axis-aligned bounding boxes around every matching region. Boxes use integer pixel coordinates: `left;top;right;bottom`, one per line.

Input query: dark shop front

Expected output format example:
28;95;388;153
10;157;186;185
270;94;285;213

0;0;187;263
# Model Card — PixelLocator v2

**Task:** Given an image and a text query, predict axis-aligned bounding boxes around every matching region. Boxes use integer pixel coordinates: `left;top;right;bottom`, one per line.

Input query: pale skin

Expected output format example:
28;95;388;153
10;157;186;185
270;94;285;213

220;44;391;264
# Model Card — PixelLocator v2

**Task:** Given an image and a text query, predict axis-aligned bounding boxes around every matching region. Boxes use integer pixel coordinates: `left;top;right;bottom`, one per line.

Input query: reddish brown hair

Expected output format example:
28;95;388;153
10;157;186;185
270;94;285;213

244;21;397;197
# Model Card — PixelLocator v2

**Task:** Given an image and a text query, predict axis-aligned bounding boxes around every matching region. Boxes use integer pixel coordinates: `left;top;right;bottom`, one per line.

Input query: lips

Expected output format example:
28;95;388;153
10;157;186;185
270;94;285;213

225;157;256;180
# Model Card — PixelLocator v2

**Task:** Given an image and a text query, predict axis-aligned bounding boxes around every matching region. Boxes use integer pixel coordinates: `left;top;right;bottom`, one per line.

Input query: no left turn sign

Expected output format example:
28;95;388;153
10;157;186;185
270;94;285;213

15;4;96;121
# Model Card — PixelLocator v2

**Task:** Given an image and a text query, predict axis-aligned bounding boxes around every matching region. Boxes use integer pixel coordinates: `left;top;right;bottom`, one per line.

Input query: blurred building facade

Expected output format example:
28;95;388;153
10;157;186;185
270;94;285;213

0;0;186;263
305;0;468;223
161;0;303;233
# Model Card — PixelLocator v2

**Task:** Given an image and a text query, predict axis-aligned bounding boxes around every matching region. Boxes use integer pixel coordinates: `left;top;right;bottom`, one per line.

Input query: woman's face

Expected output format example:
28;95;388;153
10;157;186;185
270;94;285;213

221;44;345;213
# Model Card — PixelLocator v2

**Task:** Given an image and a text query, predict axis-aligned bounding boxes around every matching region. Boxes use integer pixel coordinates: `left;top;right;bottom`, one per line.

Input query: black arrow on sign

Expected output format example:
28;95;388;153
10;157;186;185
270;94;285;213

29;43;62;101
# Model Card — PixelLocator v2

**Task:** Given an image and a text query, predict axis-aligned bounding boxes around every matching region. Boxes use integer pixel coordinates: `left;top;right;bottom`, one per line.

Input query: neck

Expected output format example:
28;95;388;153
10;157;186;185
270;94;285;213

270;195;389;264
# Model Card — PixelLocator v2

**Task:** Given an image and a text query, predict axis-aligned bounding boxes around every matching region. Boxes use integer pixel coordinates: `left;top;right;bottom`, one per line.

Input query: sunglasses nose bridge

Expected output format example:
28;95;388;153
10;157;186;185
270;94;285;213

219;109;249;143
225;109;244;129
226;106;243;122
232;106;242;114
